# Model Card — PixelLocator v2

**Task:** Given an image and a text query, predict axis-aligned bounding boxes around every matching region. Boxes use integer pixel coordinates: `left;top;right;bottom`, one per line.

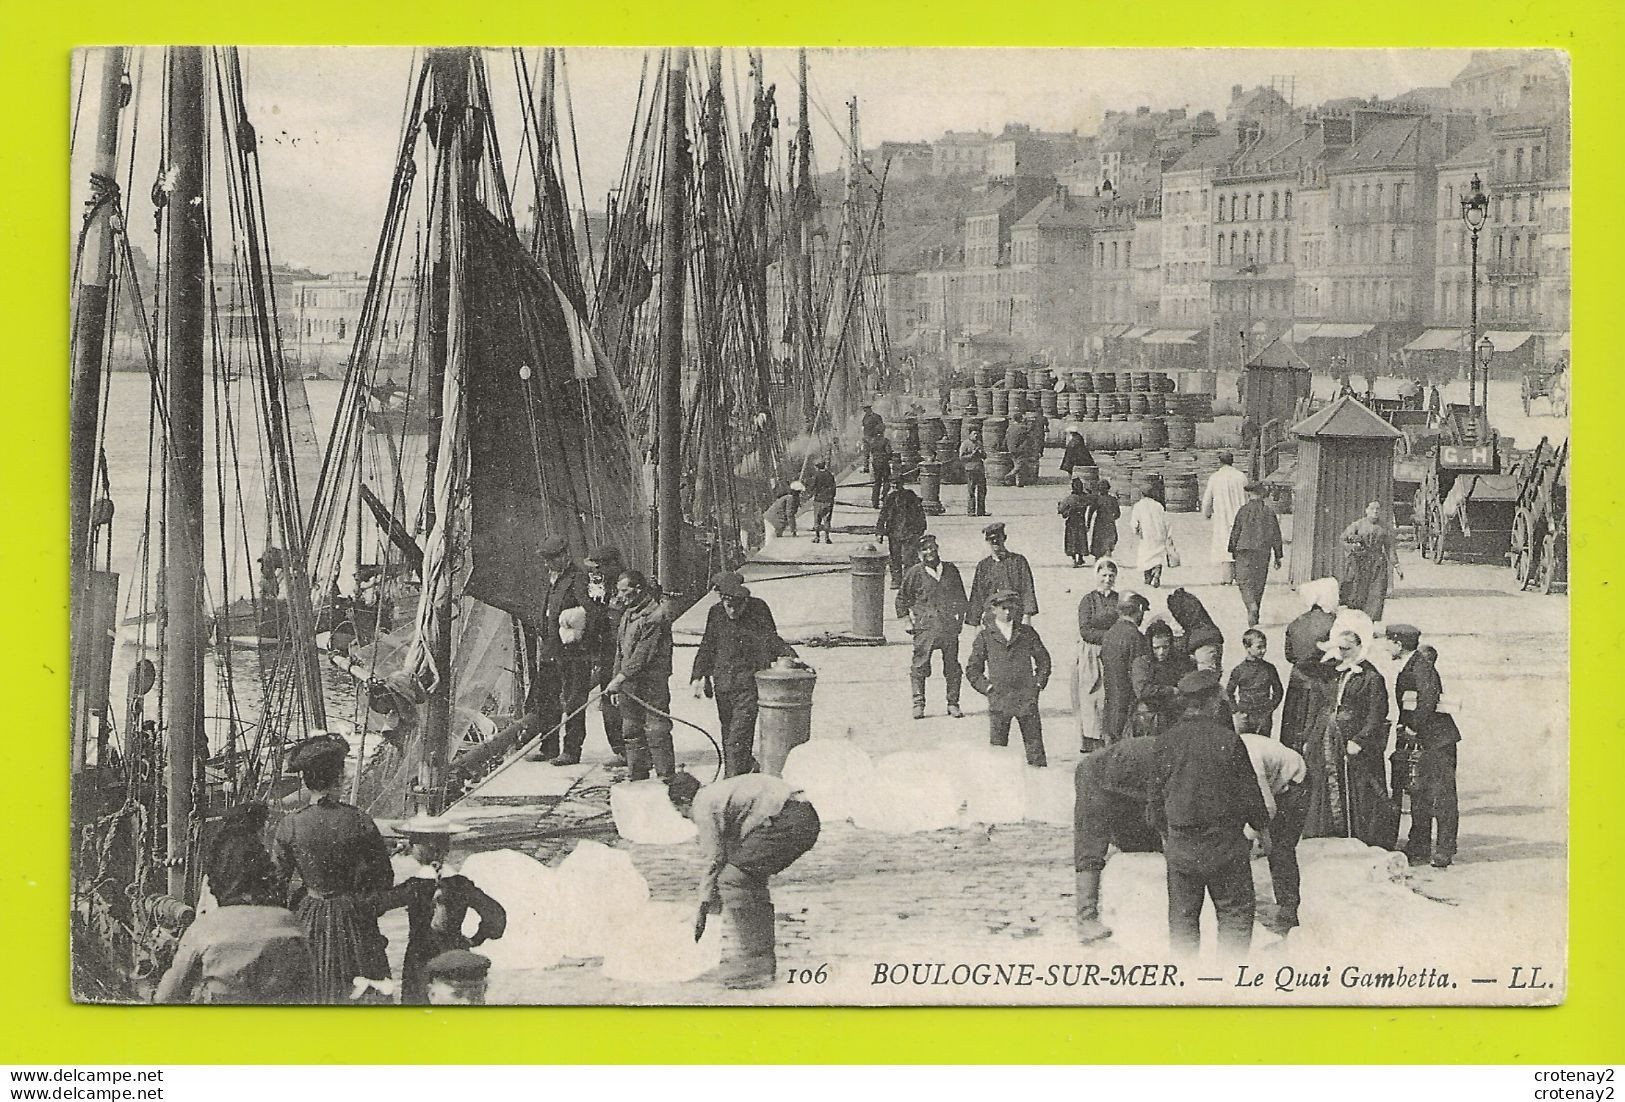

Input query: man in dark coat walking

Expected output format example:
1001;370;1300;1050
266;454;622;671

690;572;797;777
1100;593;1151;744
876;483;928;589
806;460;838;544
860;404;885;472
868;436;894;509
1384;625;1462;868
527;535;596;764
966;590;1052;766
895;534;968;720
1147;670;1272;959
966;522;1039;625
1227;481;1283;627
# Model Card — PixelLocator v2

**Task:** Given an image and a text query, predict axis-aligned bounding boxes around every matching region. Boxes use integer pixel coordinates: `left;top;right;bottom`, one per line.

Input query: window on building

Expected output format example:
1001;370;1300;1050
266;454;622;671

1242;194;1250;220
1284;190;1292;219
1514;148;1524;179
1218;195;1227;221
1269;228;1279;262
1271;191;1280;219
1532;145;1543;177
1361;183;1370;210
1376;182;1385;212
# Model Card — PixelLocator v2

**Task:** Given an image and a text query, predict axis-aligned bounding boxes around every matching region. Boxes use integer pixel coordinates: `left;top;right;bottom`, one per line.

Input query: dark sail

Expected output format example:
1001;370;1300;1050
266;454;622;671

463;206;648;625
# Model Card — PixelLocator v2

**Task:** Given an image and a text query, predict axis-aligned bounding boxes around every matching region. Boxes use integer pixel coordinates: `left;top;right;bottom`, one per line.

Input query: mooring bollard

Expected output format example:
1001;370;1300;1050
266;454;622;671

755;659;819;776
919;459;944;514
849;544;889;642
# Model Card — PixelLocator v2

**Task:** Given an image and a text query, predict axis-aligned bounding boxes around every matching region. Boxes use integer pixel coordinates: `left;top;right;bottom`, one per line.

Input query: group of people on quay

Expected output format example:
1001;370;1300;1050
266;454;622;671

154;396;1451;1001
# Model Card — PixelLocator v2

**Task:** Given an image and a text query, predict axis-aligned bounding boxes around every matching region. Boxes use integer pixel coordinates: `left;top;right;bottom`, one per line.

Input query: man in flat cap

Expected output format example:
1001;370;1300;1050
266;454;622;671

895;533;969;720
526;534;595;766
1146;670;1271;958
966;522;1038;627
691;571;797;777
1383;624;1461;869
607;570;678;782
875;480;929;589
583;545;629;767
1227;480;1283;628
966;589;1052;766
806;459;838;544
423;949;493;1005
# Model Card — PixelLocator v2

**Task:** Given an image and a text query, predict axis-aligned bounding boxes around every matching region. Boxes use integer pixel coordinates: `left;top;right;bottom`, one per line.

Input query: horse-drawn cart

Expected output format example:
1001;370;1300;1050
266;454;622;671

1511;437;1569;593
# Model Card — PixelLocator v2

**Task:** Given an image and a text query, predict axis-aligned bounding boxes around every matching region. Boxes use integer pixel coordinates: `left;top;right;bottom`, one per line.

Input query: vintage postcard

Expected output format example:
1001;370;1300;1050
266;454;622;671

67;45;1568;1007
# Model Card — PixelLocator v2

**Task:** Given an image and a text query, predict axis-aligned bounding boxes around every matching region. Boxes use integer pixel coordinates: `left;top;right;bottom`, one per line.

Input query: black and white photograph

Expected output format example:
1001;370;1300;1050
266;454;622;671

67;45;1570;1007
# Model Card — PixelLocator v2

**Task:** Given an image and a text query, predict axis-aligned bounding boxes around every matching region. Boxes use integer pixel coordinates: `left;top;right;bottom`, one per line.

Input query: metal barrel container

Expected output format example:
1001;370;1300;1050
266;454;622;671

989;389;1009;416
919;416;946;450
1129;393;1149;414
1147;392;1167;415
1040;389;1059;416
985;450;1015;485
981;415;1008;452
941;415;963;446
1007;389;1026;415
1167;415;1196;449
1005;367;1027;390
919;459;945;514
1141;417;1169;448
1166;472;1200;512
848;546;889;642
755;664;819;777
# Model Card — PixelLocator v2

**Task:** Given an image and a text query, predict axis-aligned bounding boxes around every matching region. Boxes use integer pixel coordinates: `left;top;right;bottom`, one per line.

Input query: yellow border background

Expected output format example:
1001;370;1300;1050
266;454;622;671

2;0;1618;1064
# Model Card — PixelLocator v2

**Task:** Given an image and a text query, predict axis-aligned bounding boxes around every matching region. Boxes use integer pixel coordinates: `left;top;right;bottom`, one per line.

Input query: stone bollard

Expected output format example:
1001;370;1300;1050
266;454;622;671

849;545;889;642
918;459;945;515
755;660;819;777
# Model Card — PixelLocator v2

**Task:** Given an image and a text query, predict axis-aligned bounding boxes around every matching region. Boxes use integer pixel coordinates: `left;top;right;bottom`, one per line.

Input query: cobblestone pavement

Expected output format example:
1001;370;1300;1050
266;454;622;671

425;457;1567;1006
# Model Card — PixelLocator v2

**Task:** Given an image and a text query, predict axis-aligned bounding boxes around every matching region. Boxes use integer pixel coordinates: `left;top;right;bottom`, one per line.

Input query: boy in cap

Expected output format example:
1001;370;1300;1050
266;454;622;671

1146;670;1271;958
895;534;969;720
371;815;507;1005
1383;624;1461;868
666;770;821;990
423;949;493;1005
690;571;797;777
966;589;1052;766
966;522;1038;626
1226;627;1285;737
806;460;838;544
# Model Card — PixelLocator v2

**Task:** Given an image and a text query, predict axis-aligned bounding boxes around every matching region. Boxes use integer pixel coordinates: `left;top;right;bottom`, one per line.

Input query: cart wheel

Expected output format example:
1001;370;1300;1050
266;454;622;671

1511;515;1533;588
1539;533;1560;594
1430;508;1448;564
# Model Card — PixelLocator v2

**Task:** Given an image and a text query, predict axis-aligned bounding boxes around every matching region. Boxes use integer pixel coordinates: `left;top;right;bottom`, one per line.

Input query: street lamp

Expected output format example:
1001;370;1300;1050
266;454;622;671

1460;173;1490;413
1477;335;1495;408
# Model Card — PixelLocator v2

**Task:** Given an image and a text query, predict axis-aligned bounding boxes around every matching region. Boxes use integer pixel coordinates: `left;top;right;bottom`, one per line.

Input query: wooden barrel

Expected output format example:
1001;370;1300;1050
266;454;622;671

1083;394;1100;419
1039;388;1060;417
1128;393;1149;414
1073;371;1095;393
1146;393;1167;415
973;386;994;415
950;387;975;413
1141;417;1169;449
919;416;946;450
941;415;963;446
1151;371;1175;394
1166;472;1199;512
1131;371;1151;391
986;450;1015;485
989;389;1009;416
1167;415;1196;449
981;415;1008;452
972;365;998;387
1066;393;1086;418
885;419;914;453
1095;371;1117;393
1005;367;1028;390
1007;389;1027;415
1029;365;1053;390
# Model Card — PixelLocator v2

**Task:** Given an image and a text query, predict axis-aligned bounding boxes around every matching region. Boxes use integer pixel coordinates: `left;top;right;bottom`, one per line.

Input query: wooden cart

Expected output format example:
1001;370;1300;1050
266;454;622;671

1511;437;1569;593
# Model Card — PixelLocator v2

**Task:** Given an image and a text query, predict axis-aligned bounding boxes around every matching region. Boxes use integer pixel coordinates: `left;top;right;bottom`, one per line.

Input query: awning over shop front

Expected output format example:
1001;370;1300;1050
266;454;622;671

1120;326;1152;340
1403;328;1465;352
1309;323;1374;340
1097;322;1135;339
1142;329;1202;345
1482;330;1534;353
1285;323;1324;342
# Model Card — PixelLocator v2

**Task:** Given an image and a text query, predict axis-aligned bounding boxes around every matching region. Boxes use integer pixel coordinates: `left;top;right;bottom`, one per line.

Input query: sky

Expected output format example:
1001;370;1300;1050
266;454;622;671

72;47;1478;274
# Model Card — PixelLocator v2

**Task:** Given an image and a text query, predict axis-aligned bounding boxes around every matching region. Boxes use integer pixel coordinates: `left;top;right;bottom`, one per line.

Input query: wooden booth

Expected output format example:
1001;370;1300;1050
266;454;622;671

1289;396;1403;585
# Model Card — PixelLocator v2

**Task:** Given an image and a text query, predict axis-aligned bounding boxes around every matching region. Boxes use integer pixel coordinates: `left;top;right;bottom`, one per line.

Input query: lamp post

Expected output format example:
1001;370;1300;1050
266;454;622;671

1460;172;1490;414
1476;335;1495;415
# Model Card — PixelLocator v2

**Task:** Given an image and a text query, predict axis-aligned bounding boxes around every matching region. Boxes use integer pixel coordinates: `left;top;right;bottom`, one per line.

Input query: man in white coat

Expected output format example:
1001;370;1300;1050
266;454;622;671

1201;451;1249;585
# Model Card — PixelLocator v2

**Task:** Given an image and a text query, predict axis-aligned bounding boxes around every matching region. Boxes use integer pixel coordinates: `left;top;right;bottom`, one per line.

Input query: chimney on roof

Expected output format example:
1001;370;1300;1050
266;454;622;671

1321;116;1353;148
1232;83;1244;101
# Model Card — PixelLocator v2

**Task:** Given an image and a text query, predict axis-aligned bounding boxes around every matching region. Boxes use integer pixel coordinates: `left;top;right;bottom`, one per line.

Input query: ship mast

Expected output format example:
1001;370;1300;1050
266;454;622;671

654;50;689;595
161;46;207;900
68;48;127;774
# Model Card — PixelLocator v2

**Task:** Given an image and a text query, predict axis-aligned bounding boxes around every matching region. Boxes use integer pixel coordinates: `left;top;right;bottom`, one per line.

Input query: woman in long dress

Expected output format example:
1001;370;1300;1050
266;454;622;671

1058;478;1093;567
1338;501;1401;619
1071;558;1120;752
1301;619;1394;846
1129;483;1172;588
271;736;398;1004
1088;481;1121;561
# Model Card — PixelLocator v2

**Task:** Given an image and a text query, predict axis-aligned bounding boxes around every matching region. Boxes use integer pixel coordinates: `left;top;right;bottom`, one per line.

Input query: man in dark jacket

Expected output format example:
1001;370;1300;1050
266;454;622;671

1227;482;1283;628
1128;620;1195;739
527;535;595;765
966;590;1052;766
583;545;627;766
1100;593;1151;744
860;405;885;472
895;534;968;720
876;483;928;589
966;522;1039;625
690;572;797;777
1384;625;1462;868
807;460;838;544
608;570;677;781
1072;736;1161;943
869;436;894;509
1147;670;1272;958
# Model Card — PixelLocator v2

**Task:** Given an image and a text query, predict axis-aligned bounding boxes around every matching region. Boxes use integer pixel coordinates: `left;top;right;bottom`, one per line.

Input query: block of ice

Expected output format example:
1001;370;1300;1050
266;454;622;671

611;779;699;845
552;840;652;959
782;738;875;822
456;848;566;970
600;900;724;983
852;768;960;833
1023;765;1075;826
939;745;1028;823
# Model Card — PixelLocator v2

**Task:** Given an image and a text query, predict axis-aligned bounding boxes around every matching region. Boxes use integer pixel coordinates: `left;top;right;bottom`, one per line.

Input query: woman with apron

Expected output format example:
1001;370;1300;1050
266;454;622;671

1071;558;1121;753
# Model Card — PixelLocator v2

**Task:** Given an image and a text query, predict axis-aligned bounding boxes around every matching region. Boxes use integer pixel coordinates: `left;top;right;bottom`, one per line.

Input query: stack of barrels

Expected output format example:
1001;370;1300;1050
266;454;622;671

1084;446;1241;513
885;417;922;483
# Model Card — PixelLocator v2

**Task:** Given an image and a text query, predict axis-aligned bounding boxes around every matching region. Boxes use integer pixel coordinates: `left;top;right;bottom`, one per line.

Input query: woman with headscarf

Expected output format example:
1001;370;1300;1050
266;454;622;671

1301;614;1395;847
1086;480;1121;562
1129;481;1173;588
1059;427;1095;477
1166;587;1224;668
1057;478;1093;567
1070;558;1121;752
1338;501;1402;619
1280;578;1341;753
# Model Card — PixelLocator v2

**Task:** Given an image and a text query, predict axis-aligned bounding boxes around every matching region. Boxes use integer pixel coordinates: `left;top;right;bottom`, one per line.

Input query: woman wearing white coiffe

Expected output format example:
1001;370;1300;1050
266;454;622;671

1201;451;1248;584
1070;558;1120;752
1129;486;1173;588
